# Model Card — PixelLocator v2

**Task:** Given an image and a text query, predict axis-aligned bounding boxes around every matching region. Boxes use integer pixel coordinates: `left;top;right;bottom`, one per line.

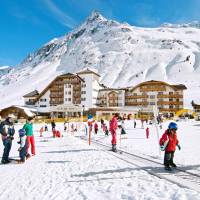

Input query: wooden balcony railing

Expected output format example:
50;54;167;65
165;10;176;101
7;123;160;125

157;101;183;105
157;94;183;98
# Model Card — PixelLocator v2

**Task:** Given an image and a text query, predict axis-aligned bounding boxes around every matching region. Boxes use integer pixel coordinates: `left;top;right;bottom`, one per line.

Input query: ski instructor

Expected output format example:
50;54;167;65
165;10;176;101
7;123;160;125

0;114;16;164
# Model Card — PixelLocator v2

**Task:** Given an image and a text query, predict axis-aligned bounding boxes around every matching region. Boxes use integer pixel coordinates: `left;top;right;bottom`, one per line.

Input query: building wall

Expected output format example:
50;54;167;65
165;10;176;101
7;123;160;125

64;84;73;105
36;90;50;108
125;83;184;113
78;73;101;109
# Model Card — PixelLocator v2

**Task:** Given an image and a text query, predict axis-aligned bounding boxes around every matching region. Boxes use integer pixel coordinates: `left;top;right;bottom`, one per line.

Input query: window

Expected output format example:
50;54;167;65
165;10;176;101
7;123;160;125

68;98;71;101
158;92;163;95
150;95;155;99
150;102;155;105
68;91;71;95
169;98;173;101
169;105;173;109
169;92;173;95
68;85;71;88
65;98;68;101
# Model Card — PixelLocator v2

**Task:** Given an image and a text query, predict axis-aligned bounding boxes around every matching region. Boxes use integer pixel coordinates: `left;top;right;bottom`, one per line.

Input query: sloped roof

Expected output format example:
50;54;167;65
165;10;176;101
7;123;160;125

129;80;187;92
172;84;187;90
23;90;39;97
35;73;84;102
77;68;100;77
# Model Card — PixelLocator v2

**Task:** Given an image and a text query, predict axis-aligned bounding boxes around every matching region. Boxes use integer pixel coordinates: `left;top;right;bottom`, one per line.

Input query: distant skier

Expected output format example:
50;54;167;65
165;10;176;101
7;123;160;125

109;113;118;152
134;120;136;128
94;122;98;134
121;120;126;135
100;118;104;128
146;127;149;139
159;122;181;171
44;122;48;132
0;114;15;164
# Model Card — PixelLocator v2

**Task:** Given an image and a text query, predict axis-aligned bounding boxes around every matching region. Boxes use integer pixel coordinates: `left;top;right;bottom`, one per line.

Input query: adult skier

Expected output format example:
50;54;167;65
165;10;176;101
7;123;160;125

159;122;181;171
0;114;15;164
23;117;35;157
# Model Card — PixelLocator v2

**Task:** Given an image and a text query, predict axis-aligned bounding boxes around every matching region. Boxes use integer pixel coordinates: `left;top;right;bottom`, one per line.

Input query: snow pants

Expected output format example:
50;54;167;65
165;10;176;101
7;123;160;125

110;129;117;145
26;136;35;155
19;146;27;162
2;138;12;161
164;151;175;166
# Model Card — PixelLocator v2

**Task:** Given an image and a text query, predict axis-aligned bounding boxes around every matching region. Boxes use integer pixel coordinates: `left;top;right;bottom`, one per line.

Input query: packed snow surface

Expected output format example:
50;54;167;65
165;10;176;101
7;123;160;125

0;119;200;200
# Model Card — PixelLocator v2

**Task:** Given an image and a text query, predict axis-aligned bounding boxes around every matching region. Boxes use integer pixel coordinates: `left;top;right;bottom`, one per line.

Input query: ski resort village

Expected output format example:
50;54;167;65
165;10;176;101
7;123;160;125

0;4;200;200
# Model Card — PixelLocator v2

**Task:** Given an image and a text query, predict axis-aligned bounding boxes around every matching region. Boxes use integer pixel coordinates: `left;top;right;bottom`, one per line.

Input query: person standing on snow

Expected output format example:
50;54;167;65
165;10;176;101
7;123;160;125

23;117;35;158
109;113;118;152
0;114;15;164
159;122;181;171
17;129;27;163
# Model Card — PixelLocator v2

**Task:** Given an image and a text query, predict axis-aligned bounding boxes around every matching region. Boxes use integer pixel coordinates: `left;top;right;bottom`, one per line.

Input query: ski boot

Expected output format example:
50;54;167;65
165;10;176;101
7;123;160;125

164;165;172;171
112;144;117;152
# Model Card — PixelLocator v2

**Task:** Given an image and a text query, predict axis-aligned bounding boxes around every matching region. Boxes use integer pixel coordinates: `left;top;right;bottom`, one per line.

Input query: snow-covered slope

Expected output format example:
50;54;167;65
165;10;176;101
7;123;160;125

0;66;13;76
0;11;200;108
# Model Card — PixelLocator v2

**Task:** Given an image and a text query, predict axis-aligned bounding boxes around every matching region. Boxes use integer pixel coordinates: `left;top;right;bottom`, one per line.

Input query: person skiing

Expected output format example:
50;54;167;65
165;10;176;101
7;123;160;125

159;122;181;171
146;127;149;139
109;113;118;152
0;114;15;164
17;129;27;163
121;120;126;135
44;122;48;132
94;122;98;134
23;117;35;157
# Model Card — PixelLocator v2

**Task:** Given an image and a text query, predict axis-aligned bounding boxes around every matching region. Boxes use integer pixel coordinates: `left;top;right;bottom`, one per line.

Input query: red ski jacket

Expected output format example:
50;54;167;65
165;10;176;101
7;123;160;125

159;130;179;152
109;117;118;131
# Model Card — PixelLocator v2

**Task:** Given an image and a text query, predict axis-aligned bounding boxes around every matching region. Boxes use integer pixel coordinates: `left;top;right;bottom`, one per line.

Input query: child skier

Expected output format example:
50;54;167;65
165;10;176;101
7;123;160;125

18;129;27;163
94;122;98;134
159;122;181;171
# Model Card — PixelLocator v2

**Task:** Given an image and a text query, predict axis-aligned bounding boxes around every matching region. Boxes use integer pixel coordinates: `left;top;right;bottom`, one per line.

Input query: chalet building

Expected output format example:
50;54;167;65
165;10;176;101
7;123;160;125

23;69;187;117
97;88;126;107
191;101;200;120
23;90;39;106
125;80;187;115
23;69;103;117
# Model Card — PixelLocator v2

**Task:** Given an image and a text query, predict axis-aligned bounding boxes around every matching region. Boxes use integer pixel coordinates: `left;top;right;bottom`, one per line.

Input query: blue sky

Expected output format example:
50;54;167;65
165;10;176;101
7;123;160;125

0;0;200;66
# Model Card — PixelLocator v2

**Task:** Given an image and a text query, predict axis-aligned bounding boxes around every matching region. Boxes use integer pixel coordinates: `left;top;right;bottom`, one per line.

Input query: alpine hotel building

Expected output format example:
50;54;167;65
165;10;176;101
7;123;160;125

23;68;187;117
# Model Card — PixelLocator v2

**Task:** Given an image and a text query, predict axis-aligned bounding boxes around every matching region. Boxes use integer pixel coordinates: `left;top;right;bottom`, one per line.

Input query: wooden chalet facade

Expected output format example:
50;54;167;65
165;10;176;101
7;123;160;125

97;88;126;107
125;80;187;114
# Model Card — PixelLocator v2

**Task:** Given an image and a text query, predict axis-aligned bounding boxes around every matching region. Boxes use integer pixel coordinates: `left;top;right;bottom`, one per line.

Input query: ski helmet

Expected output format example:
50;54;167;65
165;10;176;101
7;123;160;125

18;129;26;137
168;122;178;130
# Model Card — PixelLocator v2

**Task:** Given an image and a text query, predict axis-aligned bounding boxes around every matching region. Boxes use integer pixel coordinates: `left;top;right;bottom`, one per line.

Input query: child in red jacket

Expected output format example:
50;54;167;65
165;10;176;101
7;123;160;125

159;122;181;171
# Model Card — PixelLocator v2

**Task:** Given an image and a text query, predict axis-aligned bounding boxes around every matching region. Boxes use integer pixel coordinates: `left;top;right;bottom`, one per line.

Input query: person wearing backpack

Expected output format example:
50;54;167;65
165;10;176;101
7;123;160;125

159;122;181;171
0;114;15;164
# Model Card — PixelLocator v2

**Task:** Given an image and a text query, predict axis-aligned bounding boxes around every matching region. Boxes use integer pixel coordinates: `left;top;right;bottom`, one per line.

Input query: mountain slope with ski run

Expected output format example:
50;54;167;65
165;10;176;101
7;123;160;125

0;11;200;108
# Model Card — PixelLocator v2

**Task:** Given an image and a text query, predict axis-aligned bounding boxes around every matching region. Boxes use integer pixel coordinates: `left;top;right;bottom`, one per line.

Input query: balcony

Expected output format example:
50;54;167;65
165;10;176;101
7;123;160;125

157;94;183;98
157;101;183;105
125;95;148;99
25;101;35;105
125;101;148;106
140;87;166;92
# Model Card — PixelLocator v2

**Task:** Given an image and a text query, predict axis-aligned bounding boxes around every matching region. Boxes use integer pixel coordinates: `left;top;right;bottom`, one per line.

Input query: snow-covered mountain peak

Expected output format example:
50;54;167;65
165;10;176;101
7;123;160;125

85;10;107;24
1;11;200;108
